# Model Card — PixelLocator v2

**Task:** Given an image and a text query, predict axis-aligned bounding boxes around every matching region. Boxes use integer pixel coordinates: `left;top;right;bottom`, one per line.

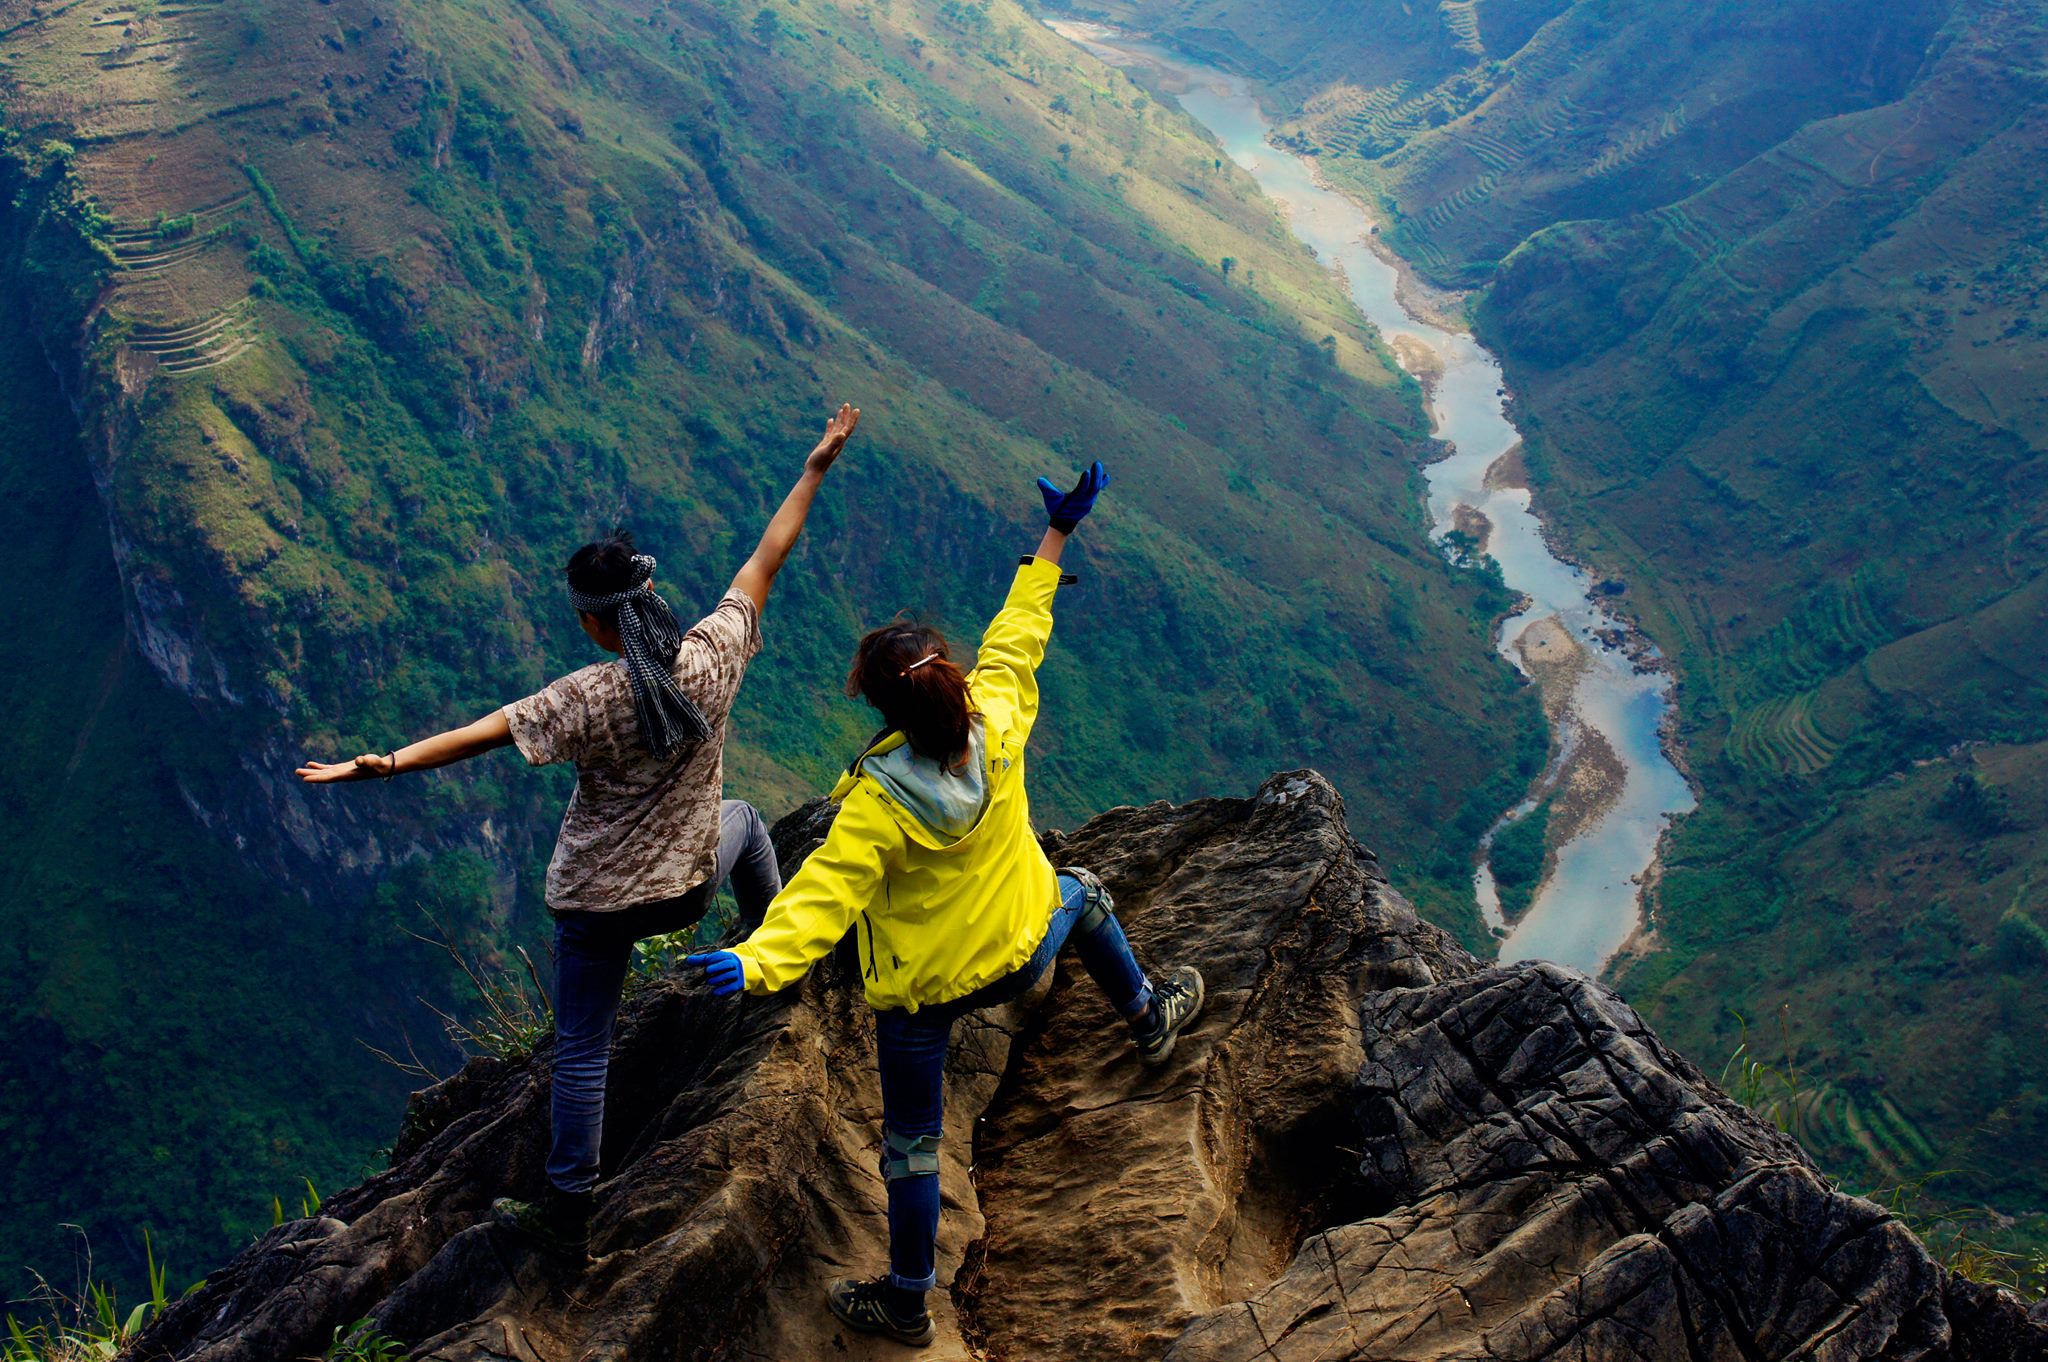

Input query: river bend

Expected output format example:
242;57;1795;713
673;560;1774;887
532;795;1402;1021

1050;23;1696;973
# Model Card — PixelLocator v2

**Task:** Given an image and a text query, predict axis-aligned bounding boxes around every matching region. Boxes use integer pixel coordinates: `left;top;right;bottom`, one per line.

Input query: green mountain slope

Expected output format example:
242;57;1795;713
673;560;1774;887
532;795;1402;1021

0;254;441;1307
1075;0;1950;286
0;0;1537;1289
1476;0;2048;1231
1079;0;2048;1239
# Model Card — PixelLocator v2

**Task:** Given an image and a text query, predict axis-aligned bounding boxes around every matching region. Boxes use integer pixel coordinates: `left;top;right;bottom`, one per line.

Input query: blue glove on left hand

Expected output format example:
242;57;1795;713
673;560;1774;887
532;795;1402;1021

1036;460;1109;533
685;950;745;998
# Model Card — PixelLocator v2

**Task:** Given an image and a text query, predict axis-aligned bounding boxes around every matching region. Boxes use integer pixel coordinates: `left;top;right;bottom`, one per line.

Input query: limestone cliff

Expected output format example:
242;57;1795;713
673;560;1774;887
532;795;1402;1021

126;773;2048;1361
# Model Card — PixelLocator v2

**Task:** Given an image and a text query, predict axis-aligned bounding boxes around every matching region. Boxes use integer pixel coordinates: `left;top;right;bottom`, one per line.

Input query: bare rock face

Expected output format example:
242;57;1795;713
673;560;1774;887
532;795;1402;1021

127;772;2047;1362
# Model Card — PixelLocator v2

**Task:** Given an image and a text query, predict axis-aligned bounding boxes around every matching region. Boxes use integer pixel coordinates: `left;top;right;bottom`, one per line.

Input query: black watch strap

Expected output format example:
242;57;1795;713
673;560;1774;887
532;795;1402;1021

1018;555;1080;584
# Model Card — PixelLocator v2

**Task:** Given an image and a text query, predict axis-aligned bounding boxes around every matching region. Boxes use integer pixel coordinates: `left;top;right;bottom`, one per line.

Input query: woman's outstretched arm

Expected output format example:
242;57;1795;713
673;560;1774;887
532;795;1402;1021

730;402;860;612
691;784;894;995
296;710;514;784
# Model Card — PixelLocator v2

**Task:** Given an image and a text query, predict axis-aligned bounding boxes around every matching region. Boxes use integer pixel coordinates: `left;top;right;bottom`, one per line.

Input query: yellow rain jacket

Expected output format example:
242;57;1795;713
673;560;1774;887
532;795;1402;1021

728;557;1065;1011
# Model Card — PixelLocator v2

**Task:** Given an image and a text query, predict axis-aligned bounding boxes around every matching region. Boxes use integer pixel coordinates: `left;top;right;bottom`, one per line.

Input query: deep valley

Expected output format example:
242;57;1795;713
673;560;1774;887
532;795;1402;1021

1078;0;2048;1260
0;0;1540;1290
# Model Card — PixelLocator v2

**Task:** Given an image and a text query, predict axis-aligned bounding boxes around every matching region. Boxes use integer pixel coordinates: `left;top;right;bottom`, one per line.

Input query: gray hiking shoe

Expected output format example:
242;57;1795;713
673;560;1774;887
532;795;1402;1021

1134;965;1205;1064
826;1276;936;1347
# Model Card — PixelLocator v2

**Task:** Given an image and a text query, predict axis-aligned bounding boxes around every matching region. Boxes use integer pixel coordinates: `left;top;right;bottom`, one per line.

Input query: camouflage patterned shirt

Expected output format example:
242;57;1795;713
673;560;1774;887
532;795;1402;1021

504;589;762;912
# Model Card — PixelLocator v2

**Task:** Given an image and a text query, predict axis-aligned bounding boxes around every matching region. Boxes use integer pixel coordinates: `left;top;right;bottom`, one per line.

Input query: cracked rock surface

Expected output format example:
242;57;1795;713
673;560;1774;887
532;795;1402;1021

128;772;2047;1361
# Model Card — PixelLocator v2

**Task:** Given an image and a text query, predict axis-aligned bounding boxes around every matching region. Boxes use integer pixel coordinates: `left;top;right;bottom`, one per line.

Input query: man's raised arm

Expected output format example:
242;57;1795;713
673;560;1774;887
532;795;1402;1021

730;402;860;612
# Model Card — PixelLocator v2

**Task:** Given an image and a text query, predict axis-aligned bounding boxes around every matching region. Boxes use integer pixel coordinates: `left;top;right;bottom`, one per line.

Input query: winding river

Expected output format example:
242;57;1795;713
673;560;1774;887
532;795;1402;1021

1051;23;1696;974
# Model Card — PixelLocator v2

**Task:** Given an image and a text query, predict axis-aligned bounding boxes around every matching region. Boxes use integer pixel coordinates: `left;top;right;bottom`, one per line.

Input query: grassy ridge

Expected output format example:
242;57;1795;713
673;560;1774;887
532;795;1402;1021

12;0;1540;837
0;0;1540;1290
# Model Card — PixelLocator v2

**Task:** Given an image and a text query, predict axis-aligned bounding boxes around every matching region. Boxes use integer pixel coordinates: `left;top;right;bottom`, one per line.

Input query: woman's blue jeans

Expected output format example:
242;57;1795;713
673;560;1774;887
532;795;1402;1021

546;799;782;1194
873;870;1151;1298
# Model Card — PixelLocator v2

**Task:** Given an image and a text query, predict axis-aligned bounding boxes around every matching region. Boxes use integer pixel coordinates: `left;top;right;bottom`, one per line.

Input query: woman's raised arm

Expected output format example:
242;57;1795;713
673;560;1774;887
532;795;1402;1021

729;402;860;612
966;461;1110;740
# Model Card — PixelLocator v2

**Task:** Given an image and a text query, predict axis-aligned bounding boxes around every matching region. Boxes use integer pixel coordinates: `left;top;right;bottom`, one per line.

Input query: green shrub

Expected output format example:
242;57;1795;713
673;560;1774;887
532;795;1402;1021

423;928;554;1065
271;1177;323;1227
1934;771;2014;838
1489;798;1551;921
1997;906;2048;969
1719;1008;1813;1141
1868;1178;2048;1299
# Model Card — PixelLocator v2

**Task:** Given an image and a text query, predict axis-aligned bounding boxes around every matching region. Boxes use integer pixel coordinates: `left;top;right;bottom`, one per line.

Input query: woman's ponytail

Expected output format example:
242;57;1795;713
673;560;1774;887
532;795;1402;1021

846;619;974;763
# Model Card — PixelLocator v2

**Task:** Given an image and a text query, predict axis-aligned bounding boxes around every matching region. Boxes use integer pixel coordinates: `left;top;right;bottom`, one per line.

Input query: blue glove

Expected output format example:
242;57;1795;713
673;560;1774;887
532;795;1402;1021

1036;460;1109;533
686;950;745;998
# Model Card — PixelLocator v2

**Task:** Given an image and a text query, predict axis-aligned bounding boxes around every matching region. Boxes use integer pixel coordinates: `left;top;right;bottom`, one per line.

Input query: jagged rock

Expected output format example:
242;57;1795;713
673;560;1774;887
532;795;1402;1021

125;773;2048;1362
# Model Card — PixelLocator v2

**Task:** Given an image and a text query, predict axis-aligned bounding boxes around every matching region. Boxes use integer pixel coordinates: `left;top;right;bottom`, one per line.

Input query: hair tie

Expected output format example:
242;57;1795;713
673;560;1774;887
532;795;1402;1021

899;651;942;677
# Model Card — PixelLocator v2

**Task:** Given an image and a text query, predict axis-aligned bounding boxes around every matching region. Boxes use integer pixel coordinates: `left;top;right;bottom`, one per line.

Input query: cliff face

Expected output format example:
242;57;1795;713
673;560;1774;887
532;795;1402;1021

127;772;2048;1361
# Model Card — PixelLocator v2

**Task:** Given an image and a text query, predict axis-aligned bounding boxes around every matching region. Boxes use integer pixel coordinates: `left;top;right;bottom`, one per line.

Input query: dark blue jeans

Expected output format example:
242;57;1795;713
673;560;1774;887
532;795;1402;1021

546;799;782;1194
874;870;1151;1296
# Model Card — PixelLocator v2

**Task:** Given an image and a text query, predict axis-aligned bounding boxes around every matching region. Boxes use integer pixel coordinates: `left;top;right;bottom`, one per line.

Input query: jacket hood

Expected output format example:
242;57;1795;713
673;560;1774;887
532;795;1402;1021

862;716;988;845
833;717;1008;850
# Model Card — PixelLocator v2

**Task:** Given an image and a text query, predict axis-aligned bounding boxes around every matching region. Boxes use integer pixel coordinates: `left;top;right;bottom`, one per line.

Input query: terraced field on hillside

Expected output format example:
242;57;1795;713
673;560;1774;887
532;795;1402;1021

1728;691;1842;777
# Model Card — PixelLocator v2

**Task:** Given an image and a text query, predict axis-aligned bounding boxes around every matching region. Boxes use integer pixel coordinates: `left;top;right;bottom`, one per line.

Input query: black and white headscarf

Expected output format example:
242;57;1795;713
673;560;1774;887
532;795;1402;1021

567;554;712;758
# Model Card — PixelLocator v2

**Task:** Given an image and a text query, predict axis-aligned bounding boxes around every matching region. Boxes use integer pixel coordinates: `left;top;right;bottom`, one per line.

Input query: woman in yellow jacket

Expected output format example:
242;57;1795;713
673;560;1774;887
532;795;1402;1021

687;462;1204;1346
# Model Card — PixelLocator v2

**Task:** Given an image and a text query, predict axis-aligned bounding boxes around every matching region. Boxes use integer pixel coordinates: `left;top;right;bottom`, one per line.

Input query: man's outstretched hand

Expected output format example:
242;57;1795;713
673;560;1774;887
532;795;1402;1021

296;754;393;784
1037;460;1109;532
686;950;746;998
805;402;861;476
733;401;862;612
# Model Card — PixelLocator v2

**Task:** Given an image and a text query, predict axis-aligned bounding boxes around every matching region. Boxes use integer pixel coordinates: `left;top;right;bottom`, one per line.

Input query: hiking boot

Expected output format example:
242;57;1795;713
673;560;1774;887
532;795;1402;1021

1134;965;1205;1065
826;1276;936;1347
492;1185;592;1257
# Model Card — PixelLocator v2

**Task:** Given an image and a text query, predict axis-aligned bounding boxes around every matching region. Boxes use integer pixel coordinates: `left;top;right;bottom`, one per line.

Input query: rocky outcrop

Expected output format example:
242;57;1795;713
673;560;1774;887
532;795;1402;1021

125;773;2047;1361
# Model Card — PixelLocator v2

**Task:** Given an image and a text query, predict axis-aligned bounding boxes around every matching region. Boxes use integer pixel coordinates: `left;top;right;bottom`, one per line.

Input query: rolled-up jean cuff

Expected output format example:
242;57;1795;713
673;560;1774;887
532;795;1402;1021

888;1269;938;1294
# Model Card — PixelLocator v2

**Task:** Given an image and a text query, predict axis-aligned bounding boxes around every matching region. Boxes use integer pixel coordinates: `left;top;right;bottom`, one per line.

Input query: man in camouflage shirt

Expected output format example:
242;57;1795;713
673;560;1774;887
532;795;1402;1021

298;403;861;1252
